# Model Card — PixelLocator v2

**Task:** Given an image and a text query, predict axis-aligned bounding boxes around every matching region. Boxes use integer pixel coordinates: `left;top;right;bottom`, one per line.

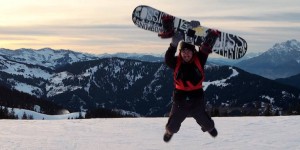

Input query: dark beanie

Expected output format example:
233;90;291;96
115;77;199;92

179;41;196;52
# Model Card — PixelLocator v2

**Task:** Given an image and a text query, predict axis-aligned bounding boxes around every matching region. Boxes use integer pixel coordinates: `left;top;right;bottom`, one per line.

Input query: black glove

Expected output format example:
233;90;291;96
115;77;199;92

170;31;184;47
158;14;175;38
200;29;221;54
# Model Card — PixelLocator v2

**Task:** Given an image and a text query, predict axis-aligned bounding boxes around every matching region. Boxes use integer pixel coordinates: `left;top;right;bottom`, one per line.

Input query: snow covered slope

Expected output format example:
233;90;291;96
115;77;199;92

4;106;84;120
0;117;299;150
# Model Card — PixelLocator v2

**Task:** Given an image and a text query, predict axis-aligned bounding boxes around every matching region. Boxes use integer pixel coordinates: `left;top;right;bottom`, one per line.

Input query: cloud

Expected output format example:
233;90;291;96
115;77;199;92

1;0;300;54
198;12;300;23
0;24;168;54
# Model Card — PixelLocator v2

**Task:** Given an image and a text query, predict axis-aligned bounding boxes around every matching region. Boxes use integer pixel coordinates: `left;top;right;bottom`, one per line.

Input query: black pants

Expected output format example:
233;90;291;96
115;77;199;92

165;89;215;134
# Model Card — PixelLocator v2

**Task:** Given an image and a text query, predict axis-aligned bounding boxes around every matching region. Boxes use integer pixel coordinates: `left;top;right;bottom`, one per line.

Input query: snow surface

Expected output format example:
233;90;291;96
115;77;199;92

0;116;299;150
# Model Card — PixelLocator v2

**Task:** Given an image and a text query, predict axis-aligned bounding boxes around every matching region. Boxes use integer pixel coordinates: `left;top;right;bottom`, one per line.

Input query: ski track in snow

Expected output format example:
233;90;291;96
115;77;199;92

0;116;300;150
203;67;238;91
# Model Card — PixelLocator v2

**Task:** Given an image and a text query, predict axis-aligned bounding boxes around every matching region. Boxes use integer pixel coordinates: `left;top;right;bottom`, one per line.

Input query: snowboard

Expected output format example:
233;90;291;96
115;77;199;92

132;5;248;59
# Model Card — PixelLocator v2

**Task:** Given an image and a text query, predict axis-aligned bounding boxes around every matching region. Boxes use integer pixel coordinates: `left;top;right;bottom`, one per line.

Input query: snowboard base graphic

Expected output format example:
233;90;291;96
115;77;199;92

132;5;248;59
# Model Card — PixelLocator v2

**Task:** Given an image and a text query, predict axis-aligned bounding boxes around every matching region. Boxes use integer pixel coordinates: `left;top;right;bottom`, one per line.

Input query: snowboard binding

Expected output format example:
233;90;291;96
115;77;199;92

158;14;175;38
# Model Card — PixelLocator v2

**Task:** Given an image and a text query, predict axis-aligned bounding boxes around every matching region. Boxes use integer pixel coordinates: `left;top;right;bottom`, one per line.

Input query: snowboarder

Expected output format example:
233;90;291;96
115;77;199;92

163;20;219;142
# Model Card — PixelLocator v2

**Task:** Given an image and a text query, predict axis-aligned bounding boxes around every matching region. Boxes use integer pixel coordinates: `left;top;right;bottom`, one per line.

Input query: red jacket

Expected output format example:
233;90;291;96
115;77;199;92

165;44;208;91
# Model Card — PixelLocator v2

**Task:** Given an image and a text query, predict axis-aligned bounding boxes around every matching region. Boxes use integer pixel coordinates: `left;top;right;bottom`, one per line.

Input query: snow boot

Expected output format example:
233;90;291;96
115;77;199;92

208;128;218;138
163;131;173;143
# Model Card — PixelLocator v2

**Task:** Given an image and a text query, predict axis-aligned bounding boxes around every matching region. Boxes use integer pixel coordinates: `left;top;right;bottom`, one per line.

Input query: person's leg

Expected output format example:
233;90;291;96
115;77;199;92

190;97;217;137
165;103;188;134
164;103;188;142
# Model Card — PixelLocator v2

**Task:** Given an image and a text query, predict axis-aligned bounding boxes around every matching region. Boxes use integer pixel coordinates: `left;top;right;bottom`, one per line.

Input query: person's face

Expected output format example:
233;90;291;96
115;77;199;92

180;48;193;62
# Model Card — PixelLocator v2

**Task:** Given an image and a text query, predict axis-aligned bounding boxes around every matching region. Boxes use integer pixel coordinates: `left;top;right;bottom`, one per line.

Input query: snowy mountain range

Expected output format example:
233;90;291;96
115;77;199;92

0;49;300;116
98;52;164;62
0;40;300;117
236;39;300;79
0;48;98;69
208;52;262;66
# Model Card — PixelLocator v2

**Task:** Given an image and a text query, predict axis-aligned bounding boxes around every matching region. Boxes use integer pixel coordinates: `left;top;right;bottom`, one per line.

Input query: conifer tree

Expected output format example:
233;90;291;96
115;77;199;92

22;112;28;119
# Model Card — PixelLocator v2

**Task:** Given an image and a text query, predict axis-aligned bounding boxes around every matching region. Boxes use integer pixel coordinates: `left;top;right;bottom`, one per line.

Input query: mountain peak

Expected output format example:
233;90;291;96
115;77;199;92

37;48;78;54
37;48;55;52
269;39;300;53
